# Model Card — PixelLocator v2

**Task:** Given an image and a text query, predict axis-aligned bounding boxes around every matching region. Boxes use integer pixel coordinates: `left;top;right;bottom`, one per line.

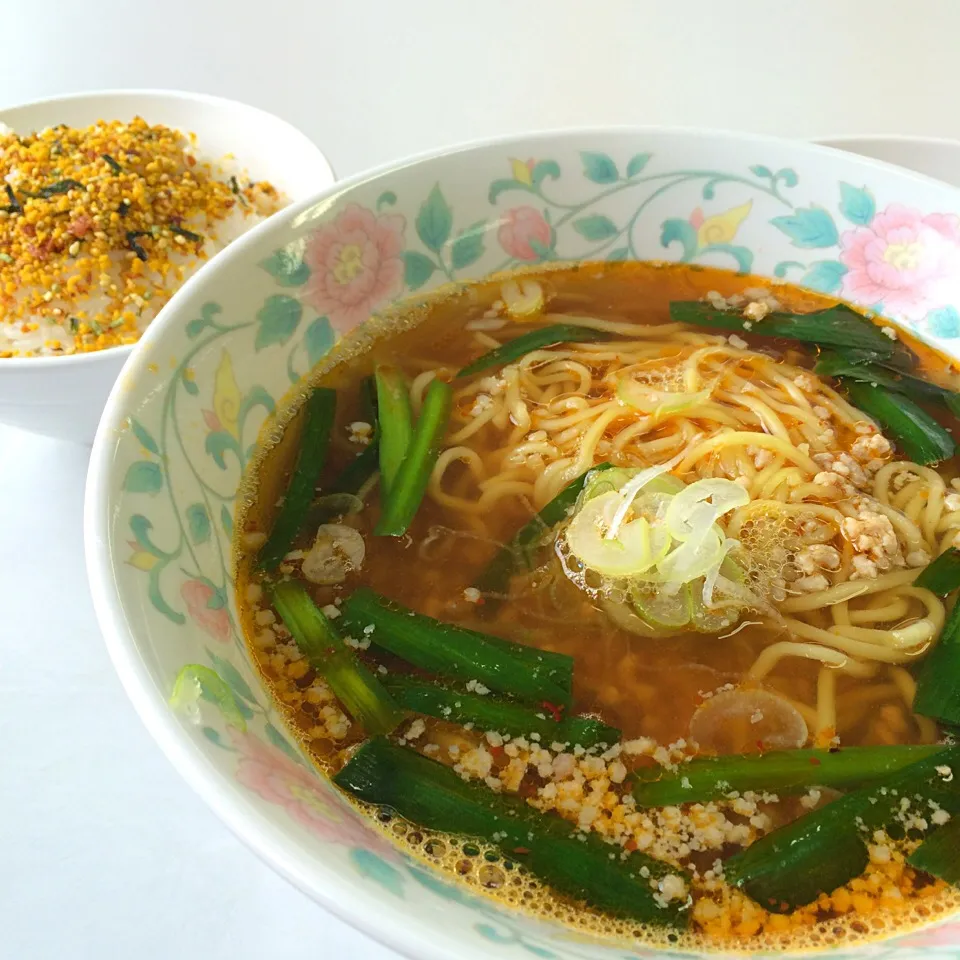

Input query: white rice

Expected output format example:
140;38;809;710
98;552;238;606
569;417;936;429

0;127;285;357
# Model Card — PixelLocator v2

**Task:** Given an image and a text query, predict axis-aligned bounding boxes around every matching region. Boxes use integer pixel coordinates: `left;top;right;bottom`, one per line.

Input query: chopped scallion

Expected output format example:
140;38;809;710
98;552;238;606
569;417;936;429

257;387;337;570
457;324;612;379
338;587;573;706
375;378;452;536
631;744;944;807
384;674;618;747
474;463;613;600
907;815;960;883
374;366;413;497
724;746;960;911
815;351;951;406
841;380;955;465
670;301;896;357
271;580;405;735
915;548;960;597
330;376;380;496
334;738;689;926
914;592;960;725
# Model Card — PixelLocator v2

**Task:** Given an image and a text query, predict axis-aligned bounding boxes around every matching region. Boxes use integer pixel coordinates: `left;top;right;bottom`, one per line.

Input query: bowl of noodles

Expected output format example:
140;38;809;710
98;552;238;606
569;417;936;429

87;129;960;960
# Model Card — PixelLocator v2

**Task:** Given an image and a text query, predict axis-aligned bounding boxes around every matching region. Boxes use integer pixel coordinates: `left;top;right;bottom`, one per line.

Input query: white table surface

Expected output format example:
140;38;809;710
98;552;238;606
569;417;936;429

4;1;960;957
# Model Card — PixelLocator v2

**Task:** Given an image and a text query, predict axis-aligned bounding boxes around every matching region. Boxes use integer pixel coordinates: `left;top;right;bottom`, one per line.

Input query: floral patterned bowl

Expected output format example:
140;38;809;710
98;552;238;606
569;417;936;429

85;129;960;960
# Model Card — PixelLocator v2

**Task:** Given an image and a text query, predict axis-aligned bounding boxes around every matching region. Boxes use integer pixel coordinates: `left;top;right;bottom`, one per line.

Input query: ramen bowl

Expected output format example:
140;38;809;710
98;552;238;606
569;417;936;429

0;89;334;444
85;129;960;959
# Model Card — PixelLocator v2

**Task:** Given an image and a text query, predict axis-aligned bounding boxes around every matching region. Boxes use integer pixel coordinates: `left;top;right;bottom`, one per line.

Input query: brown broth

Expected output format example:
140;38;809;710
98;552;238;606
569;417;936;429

234;262;960;951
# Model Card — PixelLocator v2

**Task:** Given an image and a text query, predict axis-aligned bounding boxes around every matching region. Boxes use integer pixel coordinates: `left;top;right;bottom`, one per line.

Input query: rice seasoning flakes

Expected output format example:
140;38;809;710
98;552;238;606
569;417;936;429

0;116;283;357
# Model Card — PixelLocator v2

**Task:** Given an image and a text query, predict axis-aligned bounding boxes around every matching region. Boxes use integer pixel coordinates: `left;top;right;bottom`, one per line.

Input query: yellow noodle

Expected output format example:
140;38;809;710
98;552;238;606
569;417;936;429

411;370;439;411
535;400;619;432
846;598;910;624
935;512;960;534
768;369;817;409
448;402;500;444
778;569;918;612
676;432;820;475
743;387;827;435
545;313;688;337
865;499;928;555
832;600;851;626
759;466;805;500
829;621;935;652
721;392;792;440
473;331;502;350
889;666;917;706
533;456;579;507
424;322;955;738
782;696;820;729
837;683;902;731
570;406;625;476
816;667;838;739
782;617;926;663
746;641;873;680
610;417;653;452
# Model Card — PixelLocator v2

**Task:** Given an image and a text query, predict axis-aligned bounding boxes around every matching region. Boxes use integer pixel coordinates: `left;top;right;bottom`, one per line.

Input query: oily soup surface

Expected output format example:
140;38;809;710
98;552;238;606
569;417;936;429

235;263;960;951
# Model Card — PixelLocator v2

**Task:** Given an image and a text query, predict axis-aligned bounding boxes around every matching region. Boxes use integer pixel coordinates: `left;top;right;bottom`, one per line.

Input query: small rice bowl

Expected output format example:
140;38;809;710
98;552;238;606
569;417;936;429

0;118;287;357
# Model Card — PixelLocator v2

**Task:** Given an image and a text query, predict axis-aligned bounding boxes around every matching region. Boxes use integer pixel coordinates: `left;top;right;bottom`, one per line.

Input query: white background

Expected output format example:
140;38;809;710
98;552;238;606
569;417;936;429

3;1;960;957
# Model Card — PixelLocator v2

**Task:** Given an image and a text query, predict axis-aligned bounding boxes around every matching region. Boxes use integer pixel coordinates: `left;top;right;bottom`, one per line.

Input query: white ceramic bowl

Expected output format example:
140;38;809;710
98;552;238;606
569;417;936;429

815;135;960;189
0;89;334;444
86;129;960;960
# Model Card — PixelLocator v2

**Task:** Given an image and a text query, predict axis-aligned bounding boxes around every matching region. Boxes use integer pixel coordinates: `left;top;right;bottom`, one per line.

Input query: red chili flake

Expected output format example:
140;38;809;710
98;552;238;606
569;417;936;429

541;701;564;723
756;740;764;751
69;214;93;237
489;745;506;763
512;847;531;856
809;756;822;766
624;838;638;852
21;222;36;237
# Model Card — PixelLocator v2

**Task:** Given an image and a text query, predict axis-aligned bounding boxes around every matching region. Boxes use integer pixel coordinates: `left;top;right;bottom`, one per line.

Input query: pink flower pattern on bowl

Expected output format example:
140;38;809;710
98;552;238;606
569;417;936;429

497;206;552;261
180;579;231;643
892;919;960;947
231;729;395;853
839;204;960;321
303;203;406;331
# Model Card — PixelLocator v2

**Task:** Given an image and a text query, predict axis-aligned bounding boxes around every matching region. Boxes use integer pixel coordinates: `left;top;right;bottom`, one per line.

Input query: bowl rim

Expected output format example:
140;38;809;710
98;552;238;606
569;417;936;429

812;132;960;149
0;87;333;370
85;124;960;960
